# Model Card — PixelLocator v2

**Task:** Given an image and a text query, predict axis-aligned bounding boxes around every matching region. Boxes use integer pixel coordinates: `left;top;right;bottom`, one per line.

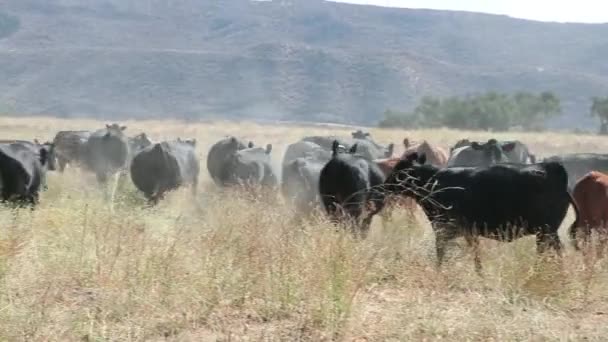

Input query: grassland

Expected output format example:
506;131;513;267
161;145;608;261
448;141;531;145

1;116;608;341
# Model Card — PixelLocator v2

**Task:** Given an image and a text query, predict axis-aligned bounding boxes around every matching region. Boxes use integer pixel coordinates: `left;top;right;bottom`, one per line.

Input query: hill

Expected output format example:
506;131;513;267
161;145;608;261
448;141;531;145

1;0;608;129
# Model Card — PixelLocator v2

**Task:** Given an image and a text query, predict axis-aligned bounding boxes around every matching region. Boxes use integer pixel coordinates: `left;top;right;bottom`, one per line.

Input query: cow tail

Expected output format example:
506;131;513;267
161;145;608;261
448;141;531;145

567;190;581;250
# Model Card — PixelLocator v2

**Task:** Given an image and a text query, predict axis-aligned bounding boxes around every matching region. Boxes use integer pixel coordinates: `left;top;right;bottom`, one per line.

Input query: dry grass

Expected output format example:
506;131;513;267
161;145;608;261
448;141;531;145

1;116;608;341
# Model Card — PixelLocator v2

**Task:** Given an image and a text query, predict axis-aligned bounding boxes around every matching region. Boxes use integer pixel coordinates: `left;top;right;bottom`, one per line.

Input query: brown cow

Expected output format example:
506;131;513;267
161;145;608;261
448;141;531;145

402;139;448;167
374;157;418;224
570;171;608;256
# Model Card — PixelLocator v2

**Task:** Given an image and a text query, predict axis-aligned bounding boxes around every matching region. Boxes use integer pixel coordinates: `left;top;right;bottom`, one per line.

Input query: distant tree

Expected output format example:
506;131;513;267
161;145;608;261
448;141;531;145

379;91;562;132
591;97;608;135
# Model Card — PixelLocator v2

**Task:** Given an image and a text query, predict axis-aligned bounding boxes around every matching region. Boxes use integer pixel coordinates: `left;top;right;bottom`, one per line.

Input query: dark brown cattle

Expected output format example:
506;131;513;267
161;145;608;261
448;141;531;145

402;139;448;167
570;171;608;256
374;157;417;224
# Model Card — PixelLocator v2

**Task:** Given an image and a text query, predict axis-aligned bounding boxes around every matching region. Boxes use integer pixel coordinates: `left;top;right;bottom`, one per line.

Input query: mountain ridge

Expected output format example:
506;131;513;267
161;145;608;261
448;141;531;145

1;0;607;129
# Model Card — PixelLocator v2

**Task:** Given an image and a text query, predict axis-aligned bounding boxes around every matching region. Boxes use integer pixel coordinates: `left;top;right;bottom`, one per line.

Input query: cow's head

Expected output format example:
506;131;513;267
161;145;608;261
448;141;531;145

384;152;427;195
104;123;127;139
129;133;152;153
450;139;471;154
470;139;510;166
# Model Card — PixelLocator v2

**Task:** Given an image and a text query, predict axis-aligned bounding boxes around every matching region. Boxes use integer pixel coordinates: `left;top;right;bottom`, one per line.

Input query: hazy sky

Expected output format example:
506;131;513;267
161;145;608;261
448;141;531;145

332;0;608;23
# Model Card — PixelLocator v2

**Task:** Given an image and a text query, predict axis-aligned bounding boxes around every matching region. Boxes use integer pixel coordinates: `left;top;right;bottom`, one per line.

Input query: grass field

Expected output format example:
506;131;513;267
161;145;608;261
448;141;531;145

1;116;608;341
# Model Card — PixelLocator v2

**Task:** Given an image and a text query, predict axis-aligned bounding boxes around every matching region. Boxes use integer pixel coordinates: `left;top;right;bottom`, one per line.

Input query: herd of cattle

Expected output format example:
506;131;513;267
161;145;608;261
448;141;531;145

3;124;608;270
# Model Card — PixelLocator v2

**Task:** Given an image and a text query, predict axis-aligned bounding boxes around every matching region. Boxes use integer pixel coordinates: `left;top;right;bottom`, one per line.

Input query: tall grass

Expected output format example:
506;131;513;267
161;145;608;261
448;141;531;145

1;117;608;340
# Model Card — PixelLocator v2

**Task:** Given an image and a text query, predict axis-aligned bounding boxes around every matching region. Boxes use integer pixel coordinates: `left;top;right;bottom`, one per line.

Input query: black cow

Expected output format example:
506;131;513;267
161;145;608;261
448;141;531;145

84;124;130;184
319;141;386;237
282;156;327;217
219;144;277;188
544;153;608;190
384;153;578;272
0;143;50;206
130;139;199;204
207;136;252;186
52;130;91;171
0;140;57;172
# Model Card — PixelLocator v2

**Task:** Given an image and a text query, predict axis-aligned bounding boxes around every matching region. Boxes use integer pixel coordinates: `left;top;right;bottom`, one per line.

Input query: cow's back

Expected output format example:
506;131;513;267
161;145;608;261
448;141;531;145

53;131;90;161
207;137;248;184
130;143;180;196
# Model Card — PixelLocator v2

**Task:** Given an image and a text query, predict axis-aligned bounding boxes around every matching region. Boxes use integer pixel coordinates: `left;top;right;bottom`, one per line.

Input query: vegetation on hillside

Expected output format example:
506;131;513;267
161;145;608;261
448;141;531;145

379;91;562;131
1;1;608;128
0;12;19;39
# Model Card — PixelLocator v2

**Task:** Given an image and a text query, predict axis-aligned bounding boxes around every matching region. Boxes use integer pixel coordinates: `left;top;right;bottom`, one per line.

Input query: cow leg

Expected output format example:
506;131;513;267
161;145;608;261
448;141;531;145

381;203;393;227
434;224;457;269
109;172;121;207
193;174;199;196
57;157;68;172
597;226;608;259
536;231;562;257
464;234;482;275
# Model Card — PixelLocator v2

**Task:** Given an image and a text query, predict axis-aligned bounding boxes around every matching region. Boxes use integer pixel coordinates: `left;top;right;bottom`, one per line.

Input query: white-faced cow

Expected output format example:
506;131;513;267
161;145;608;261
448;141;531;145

384;152;578;272
83;124;130;185
130;139;199;204
448;139;535;167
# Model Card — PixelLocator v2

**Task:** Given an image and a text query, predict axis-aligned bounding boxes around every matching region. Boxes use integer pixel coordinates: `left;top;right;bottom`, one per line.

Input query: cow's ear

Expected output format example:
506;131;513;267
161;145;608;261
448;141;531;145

39;148;48;166
403;138;410;149
502;142;516;153
120;126;127;131
265;144;272;154
471;142;482;150
349;143;358;154
248;141;254;148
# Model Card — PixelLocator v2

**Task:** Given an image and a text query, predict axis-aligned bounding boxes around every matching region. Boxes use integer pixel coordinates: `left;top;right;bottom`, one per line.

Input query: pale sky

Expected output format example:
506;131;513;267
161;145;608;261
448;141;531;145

332;0;608;23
